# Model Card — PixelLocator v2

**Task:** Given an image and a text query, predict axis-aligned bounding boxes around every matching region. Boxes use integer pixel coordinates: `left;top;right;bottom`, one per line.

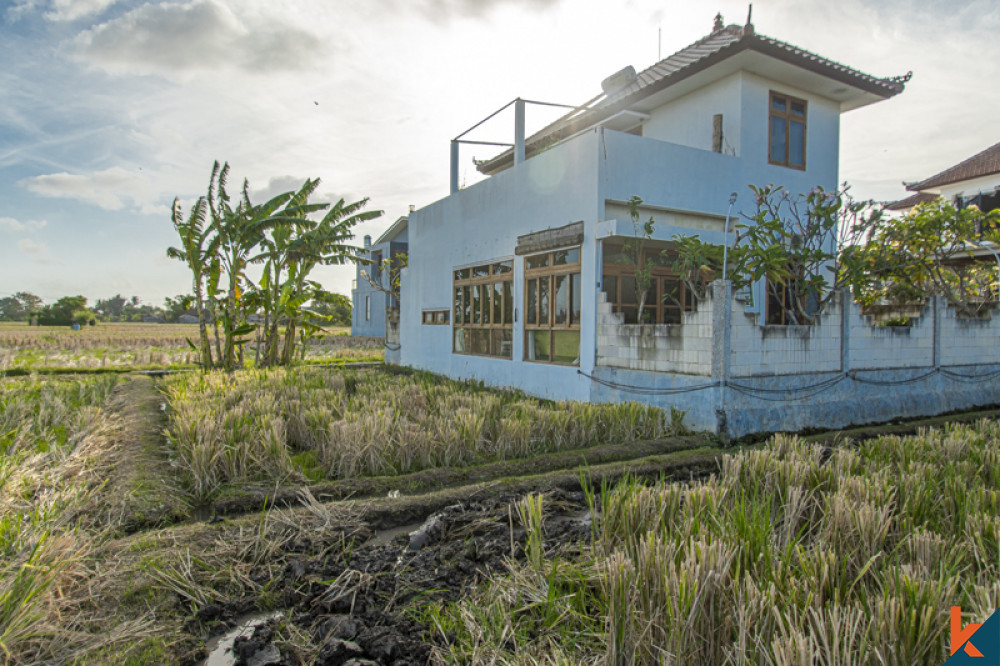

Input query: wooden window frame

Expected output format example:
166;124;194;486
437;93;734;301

453;260;513;359
422;310;449;325
524;247;582;365
601;246;695;324
768;91;807;170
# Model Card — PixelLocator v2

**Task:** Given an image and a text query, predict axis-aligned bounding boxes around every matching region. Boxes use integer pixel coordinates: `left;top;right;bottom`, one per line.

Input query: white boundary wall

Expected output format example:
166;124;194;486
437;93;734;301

592;281;1000;438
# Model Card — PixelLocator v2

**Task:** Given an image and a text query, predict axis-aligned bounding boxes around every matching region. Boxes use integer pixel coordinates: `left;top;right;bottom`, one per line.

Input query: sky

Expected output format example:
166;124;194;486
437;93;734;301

2;0;999;305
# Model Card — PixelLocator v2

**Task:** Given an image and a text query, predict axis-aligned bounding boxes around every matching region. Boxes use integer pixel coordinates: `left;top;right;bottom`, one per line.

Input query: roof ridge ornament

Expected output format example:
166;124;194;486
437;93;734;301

889;71;913;84
713;12;724;32
744;3;755;36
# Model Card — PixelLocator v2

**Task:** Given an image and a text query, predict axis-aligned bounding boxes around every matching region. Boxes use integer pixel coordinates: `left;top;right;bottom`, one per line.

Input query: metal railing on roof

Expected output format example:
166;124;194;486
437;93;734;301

449;97;597;194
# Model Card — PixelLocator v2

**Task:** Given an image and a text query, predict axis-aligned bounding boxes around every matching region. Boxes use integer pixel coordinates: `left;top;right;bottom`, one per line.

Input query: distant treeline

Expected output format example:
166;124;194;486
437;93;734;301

0;291;352;327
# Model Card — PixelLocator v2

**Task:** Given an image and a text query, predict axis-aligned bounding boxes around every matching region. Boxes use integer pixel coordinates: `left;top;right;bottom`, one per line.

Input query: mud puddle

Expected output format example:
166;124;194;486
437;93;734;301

202;611;284;666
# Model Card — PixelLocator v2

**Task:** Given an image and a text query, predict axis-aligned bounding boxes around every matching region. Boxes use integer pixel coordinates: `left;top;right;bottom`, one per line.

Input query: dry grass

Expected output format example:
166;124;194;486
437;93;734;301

162;367;683;501
429;421;1000;665
0;374;162;664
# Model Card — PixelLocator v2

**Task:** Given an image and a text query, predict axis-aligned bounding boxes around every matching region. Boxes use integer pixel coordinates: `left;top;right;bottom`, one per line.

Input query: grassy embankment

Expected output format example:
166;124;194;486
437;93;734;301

161;366;686;502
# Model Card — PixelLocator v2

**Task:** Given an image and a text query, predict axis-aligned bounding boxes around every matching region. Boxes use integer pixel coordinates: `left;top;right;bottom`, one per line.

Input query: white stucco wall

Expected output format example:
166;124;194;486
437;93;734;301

739;72;840;196
401;130;603;401
931;174;1000;201
642;72;744;156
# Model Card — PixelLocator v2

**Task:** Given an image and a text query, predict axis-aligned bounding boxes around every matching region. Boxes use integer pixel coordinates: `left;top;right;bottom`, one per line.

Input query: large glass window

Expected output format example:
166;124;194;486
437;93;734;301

453;260;513;359
768;91;806;169
602;244;696;324
525;248;581;365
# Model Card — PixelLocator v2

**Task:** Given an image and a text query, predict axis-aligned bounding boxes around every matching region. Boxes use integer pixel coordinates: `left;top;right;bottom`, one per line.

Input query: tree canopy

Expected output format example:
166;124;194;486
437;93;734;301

169;161;379;370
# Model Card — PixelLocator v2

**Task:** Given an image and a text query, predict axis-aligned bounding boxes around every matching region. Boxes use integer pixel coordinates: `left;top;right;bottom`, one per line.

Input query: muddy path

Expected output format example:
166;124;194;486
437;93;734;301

192;487;594;666
96;374;190;534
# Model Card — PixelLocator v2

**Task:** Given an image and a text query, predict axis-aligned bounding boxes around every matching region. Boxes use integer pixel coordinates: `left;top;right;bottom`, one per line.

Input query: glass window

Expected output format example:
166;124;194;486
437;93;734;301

453;259;514;359
503;281;513;325
526;254;549;270
603;275;617;302
524;247;582;365
571;273;581;325
602;239;696;325
789;120;805;168
769;116;787;164
553;248;580;265
492;282;502;324
491;329;513;359
769;91;806;169
493;261;513;275
538;278;549;325
526;279;537;325
552;331;580;364
526;330;551;362
554;275;568;325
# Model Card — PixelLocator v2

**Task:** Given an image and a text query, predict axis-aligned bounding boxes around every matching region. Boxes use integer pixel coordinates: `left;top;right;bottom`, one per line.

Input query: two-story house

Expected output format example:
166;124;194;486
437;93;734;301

889;140;1000;214
398;16;910;432
351;216;407;338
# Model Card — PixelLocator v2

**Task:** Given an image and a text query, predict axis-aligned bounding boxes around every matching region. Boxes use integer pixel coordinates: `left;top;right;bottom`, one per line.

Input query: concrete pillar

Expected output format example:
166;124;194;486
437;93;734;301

711;280;733;440
932;293;942;368
450;140;460;194
840;290;850;373
514;98;526;165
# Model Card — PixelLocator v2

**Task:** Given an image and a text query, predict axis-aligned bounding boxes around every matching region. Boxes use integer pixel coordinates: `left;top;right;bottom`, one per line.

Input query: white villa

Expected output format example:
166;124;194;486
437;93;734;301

394;16;1000;437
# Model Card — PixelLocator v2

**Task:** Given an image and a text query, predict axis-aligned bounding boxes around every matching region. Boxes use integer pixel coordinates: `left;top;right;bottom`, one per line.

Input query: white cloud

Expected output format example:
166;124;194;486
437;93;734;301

18;238;47;255
5;0;120;21
18;166;157;211
73;0;325;79
0;217;47;232
45;0;120;21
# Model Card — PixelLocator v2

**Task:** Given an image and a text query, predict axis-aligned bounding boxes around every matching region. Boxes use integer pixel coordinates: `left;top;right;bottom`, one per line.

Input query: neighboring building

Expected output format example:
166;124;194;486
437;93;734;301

398;16;940;437
177;314;199;324
351;216;408;337
888;140;1000;213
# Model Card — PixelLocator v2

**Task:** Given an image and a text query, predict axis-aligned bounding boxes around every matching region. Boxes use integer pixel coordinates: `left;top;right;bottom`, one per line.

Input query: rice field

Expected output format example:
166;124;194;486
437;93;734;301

162;367;682;501
0;322;383;370
428;420;1000;665
0;374;127;663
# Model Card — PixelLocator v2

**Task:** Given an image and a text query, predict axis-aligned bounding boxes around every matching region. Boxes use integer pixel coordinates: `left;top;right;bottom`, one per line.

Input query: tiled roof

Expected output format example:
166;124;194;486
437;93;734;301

603;25;904;107
884;191;938;211
907;141;1000;191
477;23;907;175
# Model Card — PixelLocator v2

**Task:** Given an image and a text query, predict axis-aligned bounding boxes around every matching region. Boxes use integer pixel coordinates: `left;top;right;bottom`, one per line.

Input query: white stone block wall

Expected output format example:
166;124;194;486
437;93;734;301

596;292;714;375
595;283;1000;379
847;299;934;370
939;302;1000;366
729;302;841;377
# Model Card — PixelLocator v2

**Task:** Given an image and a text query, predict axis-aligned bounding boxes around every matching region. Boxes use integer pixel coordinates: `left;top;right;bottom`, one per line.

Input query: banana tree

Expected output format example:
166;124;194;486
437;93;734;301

167;196;215;367
267;193;381;365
